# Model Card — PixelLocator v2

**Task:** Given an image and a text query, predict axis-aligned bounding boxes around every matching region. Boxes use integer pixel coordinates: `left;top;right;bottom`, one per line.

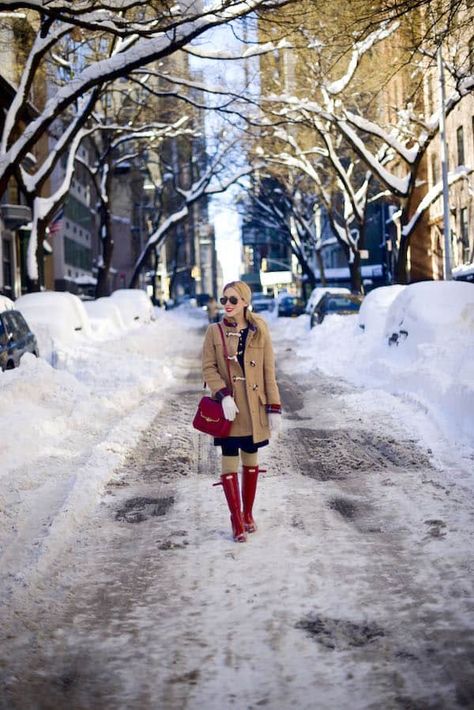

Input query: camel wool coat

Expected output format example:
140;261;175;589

201;315;281;443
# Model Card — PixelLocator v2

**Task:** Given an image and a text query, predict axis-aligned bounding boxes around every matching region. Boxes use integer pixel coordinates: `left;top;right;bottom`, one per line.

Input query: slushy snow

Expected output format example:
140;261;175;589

1;282;472;595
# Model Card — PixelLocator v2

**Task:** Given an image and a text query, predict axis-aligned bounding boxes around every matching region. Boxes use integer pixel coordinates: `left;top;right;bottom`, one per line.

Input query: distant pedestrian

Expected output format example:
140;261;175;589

207;297;219;323
202;281;282;542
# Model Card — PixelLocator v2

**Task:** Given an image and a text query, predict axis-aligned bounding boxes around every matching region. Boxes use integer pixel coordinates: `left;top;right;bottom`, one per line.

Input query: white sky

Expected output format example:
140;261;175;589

189;19;257;287
210;196;242;283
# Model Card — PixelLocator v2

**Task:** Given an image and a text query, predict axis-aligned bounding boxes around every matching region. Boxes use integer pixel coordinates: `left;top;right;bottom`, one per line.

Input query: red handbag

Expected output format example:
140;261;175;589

193;324;233;438
192;395;232;437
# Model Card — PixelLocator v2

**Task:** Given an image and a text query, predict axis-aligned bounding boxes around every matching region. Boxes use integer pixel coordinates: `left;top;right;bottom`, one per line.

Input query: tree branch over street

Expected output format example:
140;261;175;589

0;0;298;194
129;139;256;288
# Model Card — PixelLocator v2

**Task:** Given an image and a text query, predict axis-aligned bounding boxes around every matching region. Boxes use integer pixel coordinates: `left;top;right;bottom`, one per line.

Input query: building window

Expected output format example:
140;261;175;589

460;207;469;247
426;73;435;114
431;153;439;184
64;237;92;270
469;36;474;73
2;238;13;295
457;126;465;166
64;194;92;230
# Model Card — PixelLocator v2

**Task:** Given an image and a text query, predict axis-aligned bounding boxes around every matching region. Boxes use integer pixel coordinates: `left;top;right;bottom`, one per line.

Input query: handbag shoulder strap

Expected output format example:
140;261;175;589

217;323;234;398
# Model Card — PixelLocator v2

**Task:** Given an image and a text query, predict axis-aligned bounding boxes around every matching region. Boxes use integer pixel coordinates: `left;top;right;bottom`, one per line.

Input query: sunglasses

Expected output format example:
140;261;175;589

220;296;239;305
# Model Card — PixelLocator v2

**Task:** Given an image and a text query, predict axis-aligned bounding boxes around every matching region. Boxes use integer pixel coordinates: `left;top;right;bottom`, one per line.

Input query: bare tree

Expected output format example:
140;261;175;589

129;137;255;287
0;0;298;289
257;12;474;281
240;170;326;294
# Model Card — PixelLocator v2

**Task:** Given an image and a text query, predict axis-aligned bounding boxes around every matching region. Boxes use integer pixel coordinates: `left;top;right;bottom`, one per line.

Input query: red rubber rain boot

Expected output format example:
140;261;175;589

213;473;247;542
242;465;266;533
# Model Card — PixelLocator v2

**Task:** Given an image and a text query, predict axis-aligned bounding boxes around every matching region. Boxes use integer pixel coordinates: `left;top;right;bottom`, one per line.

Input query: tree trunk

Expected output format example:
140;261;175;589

315;249;326;287
95;204;114;298
95;203;114;298
396;233;409;284
26;275;41;293
348;250;363;294
26;220;46;293
298;255;317;290
128;212;188;289
129;240;152;289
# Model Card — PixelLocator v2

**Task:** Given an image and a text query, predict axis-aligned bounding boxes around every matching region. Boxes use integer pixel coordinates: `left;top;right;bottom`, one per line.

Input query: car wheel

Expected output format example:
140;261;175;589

317;313;324;324
6;360;15;370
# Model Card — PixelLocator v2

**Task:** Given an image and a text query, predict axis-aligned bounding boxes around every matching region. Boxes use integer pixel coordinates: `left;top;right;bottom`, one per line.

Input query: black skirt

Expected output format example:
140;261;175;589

214;435;269;455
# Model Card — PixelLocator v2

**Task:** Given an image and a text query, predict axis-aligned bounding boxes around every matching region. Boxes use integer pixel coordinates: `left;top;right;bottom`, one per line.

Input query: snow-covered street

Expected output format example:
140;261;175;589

2;1;474;706
1;308;473;710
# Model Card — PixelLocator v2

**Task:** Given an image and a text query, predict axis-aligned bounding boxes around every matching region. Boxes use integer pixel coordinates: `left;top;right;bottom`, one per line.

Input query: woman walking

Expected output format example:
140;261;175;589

202;281;281;542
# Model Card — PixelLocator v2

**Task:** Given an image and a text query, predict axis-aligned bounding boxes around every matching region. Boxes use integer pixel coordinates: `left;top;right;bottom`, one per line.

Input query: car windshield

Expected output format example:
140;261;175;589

326;297;360;309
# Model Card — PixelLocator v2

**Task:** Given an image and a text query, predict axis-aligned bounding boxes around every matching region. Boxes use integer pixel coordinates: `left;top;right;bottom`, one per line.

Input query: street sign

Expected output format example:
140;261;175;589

260;270;292;286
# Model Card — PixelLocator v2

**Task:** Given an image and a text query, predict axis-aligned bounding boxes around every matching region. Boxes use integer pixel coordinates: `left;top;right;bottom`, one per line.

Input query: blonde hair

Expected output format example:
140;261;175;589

223;280;261;332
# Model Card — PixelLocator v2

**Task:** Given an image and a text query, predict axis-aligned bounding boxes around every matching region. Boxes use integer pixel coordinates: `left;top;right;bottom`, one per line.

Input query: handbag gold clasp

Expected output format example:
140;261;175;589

200;412;220;423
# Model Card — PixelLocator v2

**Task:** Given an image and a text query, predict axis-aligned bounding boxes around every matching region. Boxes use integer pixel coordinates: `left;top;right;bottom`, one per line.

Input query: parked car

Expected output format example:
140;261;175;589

196;293;211;308
0;309;39;371
0;295;15;313
358;285;406;334
83;297;127;338
110;289;156;326
251;293;274;313
277;295;305;317
305;286;351;315
310;293;363;327
15;291;92;346
384;280;474;349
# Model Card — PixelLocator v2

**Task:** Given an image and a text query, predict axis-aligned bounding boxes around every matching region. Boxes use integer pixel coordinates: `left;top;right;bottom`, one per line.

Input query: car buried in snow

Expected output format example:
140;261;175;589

310;293;363;328
251;293;274;313
305;286;351;315
14;291;93;363
277;294;305;318
110;289;156;326
0;307;39;371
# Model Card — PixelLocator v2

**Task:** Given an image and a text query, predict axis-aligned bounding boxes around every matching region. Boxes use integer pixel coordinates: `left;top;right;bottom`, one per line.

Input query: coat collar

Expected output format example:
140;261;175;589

223;317;256;332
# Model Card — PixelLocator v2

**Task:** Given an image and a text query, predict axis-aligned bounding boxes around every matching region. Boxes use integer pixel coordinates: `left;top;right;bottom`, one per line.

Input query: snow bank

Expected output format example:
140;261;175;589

273;282;474;447
0;306;207;587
